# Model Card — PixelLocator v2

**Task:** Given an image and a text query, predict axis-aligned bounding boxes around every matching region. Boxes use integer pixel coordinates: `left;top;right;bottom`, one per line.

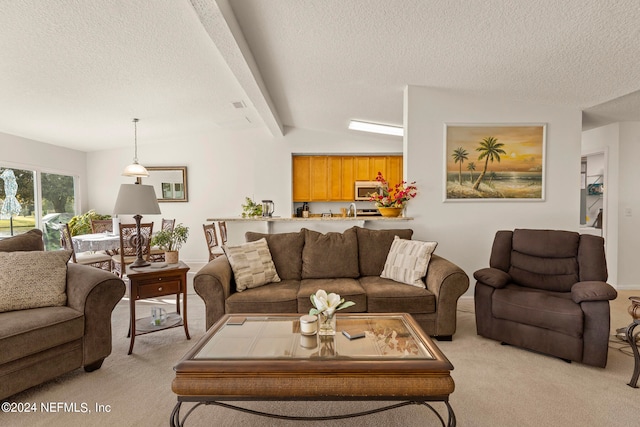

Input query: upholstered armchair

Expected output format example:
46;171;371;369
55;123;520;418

474;229;617;367
0;229;125;399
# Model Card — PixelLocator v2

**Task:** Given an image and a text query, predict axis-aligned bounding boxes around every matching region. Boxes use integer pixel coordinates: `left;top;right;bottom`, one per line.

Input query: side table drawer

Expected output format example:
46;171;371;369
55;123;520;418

136;278;181;299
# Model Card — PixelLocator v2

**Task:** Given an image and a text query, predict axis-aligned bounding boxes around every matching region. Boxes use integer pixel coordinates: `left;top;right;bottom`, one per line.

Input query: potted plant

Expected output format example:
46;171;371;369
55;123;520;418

151;223;189;264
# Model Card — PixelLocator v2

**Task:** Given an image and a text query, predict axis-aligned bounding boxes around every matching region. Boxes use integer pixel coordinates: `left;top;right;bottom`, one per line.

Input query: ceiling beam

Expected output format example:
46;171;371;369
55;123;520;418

189;0;284;137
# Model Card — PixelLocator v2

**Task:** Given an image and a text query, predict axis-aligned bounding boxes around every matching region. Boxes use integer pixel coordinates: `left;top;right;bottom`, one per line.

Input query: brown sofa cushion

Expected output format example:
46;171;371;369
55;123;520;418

225;280;299;314
302;228;359;279
297;278;366;313
0;229;44;252
0;306;83;365
509;229;581;292
355;227;413;276
359;276;435;314
492;286;583;337
245;231;305;280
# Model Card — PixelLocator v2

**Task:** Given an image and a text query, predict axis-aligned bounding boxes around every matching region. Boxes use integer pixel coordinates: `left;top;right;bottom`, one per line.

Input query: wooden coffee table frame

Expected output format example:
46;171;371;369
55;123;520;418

171;313;455;426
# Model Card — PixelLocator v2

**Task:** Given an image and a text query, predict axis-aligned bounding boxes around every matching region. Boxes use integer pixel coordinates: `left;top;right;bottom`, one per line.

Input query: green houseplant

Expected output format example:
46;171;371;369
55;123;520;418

151;223;189;264
67;209;111;236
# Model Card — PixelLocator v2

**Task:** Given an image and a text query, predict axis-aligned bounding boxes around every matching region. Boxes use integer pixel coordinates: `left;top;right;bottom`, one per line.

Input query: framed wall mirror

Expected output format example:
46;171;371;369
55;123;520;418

139;166;188;202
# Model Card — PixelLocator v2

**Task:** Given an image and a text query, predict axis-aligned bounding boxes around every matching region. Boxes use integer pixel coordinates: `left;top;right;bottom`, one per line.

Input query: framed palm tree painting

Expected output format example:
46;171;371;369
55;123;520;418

444;124;546;201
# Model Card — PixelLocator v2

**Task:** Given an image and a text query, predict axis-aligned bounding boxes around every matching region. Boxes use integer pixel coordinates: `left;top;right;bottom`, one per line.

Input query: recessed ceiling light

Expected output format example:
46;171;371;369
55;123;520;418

348;120;403;137
232;101;246;109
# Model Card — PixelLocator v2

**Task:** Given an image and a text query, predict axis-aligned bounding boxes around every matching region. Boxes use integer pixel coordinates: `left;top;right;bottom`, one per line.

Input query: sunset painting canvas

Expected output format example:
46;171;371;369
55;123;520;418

444;124;546;200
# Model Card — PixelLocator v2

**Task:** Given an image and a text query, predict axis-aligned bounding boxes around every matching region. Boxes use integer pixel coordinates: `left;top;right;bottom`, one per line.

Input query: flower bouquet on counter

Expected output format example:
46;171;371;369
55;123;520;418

309;290;355;336
368;172;418;208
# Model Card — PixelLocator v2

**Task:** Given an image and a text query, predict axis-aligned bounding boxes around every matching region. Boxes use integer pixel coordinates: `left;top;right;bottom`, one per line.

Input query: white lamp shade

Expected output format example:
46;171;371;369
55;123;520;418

122;162;149;177
113;184;161;215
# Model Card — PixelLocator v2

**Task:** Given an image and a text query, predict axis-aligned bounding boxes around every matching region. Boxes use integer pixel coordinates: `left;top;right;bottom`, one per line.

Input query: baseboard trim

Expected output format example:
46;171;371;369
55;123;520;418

615;284;640;291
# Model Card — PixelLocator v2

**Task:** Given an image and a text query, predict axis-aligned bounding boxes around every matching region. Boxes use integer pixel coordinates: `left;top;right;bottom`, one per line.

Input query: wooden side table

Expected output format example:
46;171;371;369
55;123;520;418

126;261;191;355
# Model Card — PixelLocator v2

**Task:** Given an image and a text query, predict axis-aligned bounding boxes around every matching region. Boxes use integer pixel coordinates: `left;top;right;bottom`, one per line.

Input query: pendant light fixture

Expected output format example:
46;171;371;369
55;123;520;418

122;118;149;177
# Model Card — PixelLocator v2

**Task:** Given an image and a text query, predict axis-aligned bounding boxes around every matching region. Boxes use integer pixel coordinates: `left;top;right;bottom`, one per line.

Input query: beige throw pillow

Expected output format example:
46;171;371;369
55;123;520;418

0;250;72;312
223;238;281;292
381;237;438;288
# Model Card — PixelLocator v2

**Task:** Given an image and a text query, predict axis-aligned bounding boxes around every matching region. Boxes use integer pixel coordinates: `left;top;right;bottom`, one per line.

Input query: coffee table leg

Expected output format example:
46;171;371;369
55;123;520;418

627;320;640;388
445;401;456;427
170;399;454;425
170;401;182;427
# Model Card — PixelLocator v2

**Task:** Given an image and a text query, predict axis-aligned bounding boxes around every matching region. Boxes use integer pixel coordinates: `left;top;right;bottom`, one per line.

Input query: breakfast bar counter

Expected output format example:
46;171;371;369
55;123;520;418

205;216;413;222
205;216;413;241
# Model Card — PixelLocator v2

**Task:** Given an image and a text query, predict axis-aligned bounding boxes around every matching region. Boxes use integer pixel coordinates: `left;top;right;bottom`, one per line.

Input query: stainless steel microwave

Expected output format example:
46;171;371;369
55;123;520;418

354;181;382;201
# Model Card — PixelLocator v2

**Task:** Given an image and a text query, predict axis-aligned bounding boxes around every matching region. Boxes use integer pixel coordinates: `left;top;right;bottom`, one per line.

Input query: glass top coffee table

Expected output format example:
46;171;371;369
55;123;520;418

171;313;455;426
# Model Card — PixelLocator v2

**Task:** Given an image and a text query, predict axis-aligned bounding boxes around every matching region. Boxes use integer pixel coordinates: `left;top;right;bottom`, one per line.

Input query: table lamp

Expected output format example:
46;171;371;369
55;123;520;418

113;183;161;268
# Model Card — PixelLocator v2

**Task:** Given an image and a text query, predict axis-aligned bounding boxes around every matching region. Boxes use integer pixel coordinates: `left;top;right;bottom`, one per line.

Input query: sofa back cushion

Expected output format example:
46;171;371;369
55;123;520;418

509;229;580;292
0;250;71;312
302;227;359;279
355;227;413;276
245;231;305;280
0;229;44;252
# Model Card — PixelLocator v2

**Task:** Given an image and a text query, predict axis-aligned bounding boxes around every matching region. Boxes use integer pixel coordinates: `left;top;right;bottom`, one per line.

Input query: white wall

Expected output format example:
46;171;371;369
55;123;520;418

86;126;403;268
617;122;640;288
582;124;619;285
0;132;88;210
404;86;583;293
586;122;640;288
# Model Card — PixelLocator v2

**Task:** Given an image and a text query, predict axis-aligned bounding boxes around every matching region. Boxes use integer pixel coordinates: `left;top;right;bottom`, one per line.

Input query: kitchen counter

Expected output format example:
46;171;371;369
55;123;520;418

206;216;412;222
205;216;413;240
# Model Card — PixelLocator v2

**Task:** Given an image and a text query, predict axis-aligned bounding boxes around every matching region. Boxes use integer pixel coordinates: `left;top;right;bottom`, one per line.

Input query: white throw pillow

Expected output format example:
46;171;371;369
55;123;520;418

223;238;281;292
0;250;72;312
380;237;438;288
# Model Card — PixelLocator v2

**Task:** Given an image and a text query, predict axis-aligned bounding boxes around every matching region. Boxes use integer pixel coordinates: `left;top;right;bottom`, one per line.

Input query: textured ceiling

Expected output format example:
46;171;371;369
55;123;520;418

0;0;639;152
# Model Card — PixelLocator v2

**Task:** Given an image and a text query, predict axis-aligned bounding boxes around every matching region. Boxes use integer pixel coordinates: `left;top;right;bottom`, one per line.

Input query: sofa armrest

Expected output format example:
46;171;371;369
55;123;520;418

193;255;234;330
571;281;617;303
473;267;511;289
425;254;470;337
66;264;125;366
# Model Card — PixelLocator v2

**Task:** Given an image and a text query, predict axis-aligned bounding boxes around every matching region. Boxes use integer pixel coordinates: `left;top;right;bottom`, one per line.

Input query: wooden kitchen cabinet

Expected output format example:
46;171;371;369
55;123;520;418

292;156;311;201
386;156;403;186
292;155;402;202
310;156;329;200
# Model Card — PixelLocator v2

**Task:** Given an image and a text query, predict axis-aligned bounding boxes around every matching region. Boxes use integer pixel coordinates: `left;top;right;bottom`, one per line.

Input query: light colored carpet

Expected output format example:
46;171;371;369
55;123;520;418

3;290;640;426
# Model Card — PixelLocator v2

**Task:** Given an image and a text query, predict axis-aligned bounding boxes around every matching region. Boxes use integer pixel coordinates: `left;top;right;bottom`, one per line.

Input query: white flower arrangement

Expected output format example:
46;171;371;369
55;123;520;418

309;289;355;317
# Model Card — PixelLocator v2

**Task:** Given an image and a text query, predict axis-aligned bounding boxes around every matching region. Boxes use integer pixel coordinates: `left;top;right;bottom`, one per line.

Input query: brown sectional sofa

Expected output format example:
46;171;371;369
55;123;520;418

0;229;125;400
194;226;469;339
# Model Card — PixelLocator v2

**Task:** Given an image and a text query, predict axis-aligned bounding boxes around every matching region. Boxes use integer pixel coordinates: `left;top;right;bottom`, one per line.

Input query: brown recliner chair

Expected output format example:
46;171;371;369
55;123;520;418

474;229;617;367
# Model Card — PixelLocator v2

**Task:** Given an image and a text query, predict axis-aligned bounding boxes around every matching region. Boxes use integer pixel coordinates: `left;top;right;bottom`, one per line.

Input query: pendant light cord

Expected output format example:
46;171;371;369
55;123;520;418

133;118;139;163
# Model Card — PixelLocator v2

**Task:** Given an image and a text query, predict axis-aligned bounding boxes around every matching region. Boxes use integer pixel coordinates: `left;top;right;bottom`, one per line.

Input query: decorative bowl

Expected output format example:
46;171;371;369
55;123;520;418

377;207;404;217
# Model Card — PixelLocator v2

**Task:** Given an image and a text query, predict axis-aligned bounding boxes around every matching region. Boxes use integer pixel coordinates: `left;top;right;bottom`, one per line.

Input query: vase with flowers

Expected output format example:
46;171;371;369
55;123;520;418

368;172;418;217
309;290;355;336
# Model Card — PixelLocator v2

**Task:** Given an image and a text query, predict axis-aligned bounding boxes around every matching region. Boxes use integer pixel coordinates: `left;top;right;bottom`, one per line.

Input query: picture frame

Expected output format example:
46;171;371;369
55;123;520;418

139;166;188;202
444;124;546;201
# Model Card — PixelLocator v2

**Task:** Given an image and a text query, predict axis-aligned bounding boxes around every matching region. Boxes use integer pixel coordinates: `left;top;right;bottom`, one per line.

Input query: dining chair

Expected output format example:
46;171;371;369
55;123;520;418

90;219;113;234
218;221;227;246
60;223;112;271
112;222;153;277
203;223;223;261
90;219;118;255
150;218;176;262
